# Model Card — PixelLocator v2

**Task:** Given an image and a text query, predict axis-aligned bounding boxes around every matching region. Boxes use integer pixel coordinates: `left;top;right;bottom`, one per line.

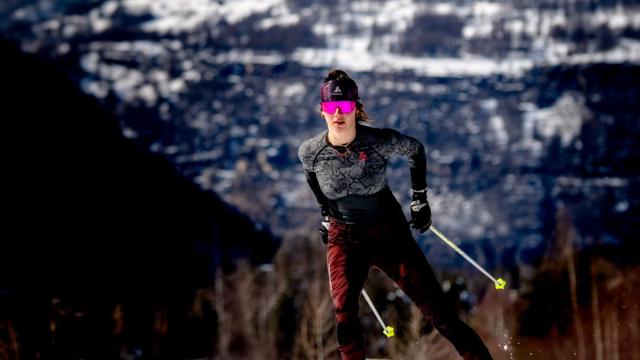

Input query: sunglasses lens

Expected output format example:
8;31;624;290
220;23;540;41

321;102;338;113
339;101;355;113
321;101;355;114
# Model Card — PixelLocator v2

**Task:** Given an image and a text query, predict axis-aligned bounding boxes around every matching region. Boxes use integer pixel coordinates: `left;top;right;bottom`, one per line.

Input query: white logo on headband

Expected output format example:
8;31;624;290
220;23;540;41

333;86;342;94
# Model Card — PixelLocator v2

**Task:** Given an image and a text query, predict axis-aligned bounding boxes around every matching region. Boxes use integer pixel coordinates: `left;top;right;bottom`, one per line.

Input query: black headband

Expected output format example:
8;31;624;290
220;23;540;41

320;79;359;102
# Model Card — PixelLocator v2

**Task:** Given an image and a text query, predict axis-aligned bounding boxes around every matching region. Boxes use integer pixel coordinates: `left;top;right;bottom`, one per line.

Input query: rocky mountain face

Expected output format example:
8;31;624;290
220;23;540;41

1;1;639;358
1;0;638;272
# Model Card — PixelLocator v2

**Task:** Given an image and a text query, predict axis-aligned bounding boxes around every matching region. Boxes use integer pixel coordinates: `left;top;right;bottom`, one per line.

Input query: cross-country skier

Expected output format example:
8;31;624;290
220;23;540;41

298;69;494;360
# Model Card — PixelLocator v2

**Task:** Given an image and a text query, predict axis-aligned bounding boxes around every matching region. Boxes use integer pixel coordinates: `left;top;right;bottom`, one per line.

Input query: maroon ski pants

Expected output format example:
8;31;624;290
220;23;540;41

326;212;493;360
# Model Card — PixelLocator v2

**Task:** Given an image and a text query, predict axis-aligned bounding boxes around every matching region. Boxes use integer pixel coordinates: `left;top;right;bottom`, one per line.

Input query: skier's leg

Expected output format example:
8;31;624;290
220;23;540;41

326;219;371;360
376;219;494;360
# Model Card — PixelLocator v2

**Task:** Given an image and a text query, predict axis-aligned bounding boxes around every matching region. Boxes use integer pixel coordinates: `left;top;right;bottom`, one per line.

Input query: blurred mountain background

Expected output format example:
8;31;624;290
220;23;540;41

1;0;638;359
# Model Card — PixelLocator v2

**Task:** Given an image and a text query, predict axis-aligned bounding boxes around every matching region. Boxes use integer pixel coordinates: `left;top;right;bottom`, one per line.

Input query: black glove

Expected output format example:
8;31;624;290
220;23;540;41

410;190;431;233
317;215;330;244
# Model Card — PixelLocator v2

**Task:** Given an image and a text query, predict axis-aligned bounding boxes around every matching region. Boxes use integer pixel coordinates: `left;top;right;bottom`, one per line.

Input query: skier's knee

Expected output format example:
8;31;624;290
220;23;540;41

336;321;361;346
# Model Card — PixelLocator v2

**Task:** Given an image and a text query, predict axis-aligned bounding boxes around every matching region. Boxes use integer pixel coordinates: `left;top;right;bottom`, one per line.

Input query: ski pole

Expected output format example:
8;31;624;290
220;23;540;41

361;289;395;338
428;224;506;290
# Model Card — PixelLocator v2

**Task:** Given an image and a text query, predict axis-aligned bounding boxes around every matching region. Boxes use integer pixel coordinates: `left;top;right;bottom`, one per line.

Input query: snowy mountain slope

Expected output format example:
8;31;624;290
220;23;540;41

2;0;638;272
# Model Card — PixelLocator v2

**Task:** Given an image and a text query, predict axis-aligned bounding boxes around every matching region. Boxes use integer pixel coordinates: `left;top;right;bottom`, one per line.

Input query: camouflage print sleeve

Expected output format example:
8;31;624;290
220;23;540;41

299;139;331;216
304;170;331;217
298;138;315;172
381;128;428;191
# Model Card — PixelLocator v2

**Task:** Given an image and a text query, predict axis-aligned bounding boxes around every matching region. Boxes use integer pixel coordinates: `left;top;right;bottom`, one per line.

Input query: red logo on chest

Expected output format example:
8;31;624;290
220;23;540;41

358;151;367;162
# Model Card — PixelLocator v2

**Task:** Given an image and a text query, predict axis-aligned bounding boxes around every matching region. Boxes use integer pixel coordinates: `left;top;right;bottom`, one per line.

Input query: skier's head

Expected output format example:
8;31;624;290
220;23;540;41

320;69;371;124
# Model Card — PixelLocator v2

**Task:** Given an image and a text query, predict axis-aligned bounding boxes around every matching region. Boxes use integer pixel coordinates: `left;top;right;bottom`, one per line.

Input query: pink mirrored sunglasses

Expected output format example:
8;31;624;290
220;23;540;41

321;101;356;114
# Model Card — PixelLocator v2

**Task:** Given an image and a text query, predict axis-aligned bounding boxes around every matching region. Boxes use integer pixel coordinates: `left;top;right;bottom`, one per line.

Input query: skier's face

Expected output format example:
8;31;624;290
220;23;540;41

321;102;357;132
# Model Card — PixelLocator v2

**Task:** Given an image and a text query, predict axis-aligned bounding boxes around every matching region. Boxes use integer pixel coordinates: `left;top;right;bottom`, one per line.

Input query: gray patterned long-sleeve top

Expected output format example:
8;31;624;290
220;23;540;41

298;122;427;223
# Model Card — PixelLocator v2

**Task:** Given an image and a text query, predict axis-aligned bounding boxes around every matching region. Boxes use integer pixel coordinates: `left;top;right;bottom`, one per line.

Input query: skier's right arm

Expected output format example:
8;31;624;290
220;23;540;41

299;141;331;243
303;170;331;218
304;170;331;244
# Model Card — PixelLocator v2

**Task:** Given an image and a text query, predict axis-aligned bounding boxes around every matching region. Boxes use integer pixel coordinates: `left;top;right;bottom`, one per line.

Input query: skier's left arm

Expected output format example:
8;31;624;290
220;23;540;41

385;128;431;232
384;128;427;192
